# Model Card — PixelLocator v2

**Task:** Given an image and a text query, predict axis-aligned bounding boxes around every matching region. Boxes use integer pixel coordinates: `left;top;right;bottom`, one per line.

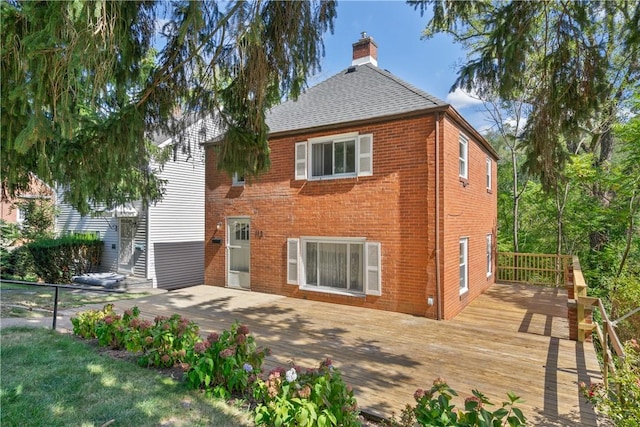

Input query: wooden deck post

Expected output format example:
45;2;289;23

566;259;578;341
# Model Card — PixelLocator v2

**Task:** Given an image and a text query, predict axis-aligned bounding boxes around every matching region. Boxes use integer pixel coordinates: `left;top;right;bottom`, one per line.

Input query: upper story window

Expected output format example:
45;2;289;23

295;132;372;180
486;158;492;190
459;134;468;179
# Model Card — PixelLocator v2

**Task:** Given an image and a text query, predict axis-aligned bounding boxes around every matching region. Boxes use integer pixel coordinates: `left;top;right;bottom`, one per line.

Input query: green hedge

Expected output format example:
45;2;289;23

28;235;104;283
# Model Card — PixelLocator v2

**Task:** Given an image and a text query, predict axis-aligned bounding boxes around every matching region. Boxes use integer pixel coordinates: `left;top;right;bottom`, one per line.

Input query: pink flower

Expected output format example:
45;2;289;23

194;342;208;354
236;334;246;344
433;377;446;387
219;347;235;358
161;354;171;365
207;332;219;343
298;385;312;399
124;309;133;317
237;324;250;335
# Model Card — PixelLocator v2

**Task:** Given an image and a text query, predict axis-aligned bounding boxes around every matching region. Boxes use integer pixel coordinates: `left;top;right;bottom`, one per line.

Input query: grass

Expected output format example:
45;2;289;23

0;327;254;427
0;282;148;318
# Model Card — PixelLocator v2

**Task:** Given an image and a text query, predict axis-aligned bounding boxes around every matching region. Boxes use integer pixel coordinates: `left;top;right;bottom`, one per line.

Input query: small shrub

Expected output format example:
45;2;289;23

128;313;201;368
581;339;640;427
254;359;360;427
71;304;117;339
392;378;526;427
184;322;269;398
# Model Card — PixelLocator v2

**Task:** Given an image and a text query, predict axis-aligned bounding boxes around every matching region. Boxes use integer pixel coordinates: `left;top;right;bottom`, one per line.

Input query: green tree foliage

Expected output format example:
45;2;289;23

1;1;336;214
14;198;56;241
410;0;640;188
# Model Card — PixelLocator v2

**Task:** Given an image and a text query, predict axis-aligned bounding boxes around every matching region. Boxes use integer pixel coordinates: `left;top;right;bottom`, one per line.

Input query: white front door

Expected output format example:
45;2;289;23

227;217;250;289
118;218;136;274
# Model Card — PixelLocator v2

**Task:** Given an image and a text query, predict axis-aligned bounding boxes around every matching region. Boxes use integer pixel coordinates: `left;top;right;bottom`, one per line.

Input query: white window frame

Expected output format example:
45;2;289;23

294;132;373;180
459;134;469;179
291;236;380;296
486;234;492;277
486;158;492;190
232;172;245;186
16;207;25;223
459;237;469;295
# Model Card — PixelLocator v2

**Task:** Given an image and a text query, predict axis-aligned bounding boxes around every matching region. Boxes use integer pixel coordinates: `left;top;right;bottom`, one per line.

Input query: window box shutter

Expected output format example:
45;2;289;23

287;238;299;284
365;242;381;295
358;134;373;176
295;142;307;180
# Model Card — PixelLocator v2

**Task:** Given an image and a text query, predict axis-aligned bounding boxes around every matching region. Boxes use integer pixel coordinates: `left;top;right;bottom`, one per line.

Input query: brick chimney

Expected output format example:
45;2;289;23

352;32;378;67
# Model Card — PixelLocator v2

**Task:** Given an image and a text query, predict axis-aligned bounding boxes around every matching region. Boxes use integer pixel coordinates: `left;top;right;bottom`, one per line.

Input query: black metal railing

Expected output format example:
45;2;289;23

0;279;125;330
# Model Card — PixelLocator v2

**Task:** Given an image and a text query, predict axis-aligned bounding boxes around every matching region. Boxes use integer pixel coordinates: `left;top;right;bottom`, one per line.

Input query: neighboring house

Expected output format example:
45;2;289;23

56;116;219;289
204;35;498;319
1;176;54;230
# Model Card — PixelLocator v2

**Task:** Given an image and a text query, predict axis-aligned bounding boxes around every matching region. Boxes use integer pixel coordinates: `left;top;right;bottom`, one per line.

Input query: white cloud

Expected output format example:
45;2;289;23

445;88;483;110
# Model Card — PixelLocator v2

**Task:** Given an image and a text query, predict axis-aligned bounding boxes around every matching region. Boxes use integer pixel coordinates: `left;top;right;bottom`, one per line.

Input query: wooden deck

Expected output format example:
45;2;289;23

63;283;602;426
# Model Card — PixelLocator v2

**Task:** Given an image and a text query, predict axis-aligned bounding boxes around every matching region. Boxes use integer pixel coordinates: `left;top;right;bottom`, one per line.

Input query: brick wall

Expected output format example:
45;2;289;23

439;115;497;319
205;112;496;319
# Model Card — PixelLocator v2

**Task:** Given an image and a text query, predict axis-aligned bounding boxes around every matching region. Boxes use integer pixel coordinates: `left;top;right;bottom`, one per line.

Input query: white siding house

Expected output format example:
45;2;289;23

56;116;219;289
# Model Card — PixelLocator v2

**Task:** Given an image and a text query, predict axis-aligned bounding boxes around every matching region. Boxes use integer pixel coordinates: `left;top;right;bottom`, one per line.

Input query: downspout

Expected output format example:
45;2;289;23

435;113;442;320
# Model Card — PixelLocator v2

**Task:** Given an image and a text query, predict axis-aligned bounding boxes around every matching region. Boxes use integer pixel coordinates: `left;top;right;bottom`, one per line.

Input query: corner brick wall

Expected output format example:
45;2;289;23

205;112;496;319
438;115;497;319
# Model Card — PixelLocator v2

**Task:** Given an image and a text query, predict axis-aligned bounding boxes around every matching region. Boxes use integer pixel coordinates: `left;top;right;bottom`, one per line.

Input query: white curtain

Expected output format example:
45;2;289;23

306;242;363;290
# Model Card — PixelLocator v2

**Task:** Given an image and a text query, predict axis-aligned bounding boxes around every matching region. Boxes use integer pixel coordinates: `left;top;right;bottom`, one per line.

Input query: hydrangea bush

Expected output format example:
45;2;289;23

392;378;526;427
253;359;360;427
581;339;640;427
183;321;269;398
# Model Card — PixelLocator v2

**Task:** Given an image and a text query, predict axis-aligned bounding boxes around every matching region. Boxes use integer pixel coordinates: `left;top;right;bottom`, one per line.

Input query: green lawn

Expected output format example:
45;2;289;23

0;327;253;427
0;282;147;318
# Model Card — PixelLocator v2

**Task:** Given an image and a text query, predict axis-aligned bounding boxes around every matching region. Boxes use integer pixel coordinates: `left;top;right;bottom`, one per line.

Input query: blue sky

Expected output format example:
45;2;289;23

308;1;489;131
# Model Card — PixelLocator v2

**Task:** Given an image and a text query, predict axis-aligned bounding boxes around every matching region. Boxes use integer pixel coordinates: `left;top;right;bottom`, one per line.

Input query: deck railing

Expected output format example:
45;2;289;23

497;252;572;286
568;257;627;391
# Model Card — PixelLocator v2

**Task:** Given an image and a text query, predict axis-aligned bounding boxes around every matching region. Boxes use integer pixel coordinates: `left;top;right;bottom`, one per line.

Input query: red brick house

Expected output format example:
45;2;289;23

204;35;498;319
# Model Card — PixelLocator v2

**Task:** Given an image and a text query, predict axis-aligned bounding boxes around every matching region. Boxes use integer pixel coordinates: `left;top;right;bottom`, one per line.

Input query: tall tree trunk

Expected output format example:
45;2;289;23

512;149;520;253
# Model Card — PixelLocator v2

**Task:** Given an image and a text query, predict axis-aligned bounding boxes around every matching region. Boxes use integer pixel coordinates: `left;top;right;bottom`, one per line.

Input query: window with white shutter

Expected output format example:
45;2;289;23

358;134;373;176
295;142;307;180
287;238;299;284
365;241;381;295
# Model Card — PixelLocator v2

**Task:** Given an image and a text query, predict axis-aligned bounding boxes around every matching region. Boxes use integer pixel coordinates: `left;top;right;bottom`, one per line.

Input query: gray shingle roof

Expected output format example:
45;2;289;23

266;63;448;134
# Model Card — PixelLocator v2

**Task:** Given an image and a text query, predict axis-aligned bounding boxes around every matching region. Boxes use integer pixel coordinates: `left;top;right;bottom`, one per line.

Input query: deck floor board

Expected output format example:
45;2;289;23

64;282;602;425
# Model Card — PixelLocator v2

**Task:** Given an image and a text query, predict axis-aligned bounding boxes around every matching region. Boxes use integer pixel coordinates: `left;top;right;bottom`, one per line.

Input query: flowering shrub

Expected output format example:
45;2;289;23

392;378;526;427
94;306;140;349
581;339;640;427
71;303;117;339
127;313;201;368
254;359;360;427
184;322;269;398
72;305;199;368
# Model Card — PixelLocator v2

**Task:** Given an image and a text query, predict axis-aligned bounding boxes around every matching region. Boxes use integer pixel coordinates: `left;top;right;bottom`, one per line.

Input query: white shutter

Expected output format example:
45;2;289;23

358;134;373;176
287;238;299;284
295;142;307;180
365;242;381;295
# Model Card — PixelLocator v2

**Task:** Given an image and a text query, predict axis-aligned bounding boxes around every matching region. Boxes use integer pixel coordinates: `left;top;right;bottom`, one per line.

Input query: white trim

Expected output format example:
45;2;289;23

358;134;373;176
287;238;299;284
232;172;245;186
365;241;381;296
486;233;493;277
308;132;358;144
486;158;492;190
459;134;469;179
459;237;469;295
298;236;378;296
295;141;307;180
351;55;378;67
